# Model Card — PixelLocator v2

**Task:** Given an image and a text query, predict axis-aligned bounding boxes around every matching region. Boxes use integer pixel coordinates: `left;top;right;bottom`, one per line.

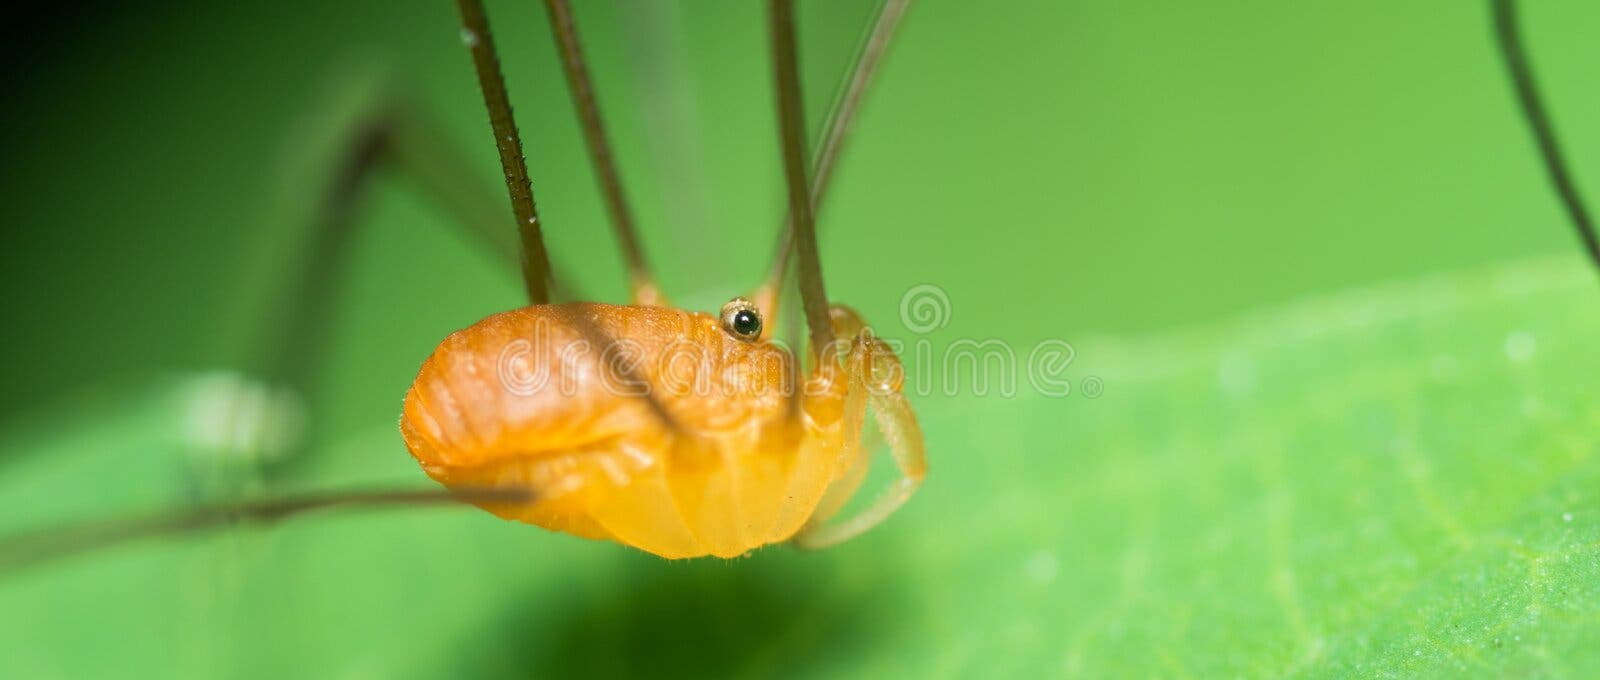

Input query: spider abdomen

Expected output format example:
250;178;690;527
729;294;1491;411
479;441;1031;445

400;303;851;558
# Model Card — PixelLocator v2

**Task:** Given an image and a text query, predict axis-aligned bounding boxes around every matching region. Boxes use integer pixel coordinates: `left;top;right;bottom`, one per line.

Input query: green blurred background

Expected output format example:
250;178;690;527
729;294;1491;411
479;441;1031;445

1;1;1597;677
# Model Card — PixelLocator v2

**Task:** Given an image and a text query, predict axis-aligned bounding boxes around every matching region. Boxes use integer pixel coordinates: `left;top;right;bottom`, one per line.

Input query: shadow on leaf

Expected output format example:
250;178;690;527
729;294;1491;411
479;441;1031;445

440;548;914;678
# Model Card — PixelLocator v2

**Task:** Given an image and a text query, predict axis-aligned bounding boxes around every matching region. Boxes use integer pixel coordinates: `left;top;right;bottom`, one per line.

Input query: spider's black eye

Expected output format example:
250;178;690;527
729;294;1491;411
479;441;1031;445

733;309;760;336
719;298;763;341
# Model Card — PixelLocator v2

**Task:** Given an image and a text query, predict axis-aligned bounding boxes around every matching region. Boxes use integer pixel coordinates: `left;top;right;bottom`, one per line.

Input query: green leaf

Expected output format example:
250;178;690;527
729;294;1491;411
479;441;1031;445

0;257;1596;678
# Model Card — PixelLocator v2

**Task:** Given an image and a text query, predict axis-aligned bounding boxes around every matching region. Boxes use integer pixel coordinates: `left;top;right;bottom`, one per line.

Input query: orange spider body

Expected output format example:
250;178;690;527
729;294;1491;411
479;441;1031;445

401;302;911;558
401;0;926;560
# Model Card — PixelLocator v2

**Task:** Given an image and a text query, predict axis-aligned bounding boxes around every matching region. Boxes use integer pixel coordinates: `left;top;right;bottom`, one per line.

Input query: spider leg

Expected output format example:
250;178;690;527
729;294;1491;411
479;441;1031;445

791;307;926;550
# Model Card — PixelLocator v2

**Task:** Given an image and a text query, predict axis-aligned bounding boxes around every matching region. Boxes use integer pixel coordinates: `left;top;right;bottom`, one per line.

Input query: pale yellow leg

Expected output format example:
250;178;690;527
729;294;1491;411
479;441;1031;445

805;417;875;525
792;308;927;550
791;390;925;550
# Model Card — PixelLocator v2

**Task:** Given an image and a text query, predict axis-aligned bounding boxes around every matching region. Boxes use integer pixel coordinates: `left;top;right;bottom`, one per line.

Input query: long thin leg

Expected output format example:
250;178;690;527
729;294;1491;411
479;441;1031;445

756;0;912;314
543;0;662;304
0;485;532;578
456;0;555;304
1490;0;1600;275
768;0;835;359
454;3;674;430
